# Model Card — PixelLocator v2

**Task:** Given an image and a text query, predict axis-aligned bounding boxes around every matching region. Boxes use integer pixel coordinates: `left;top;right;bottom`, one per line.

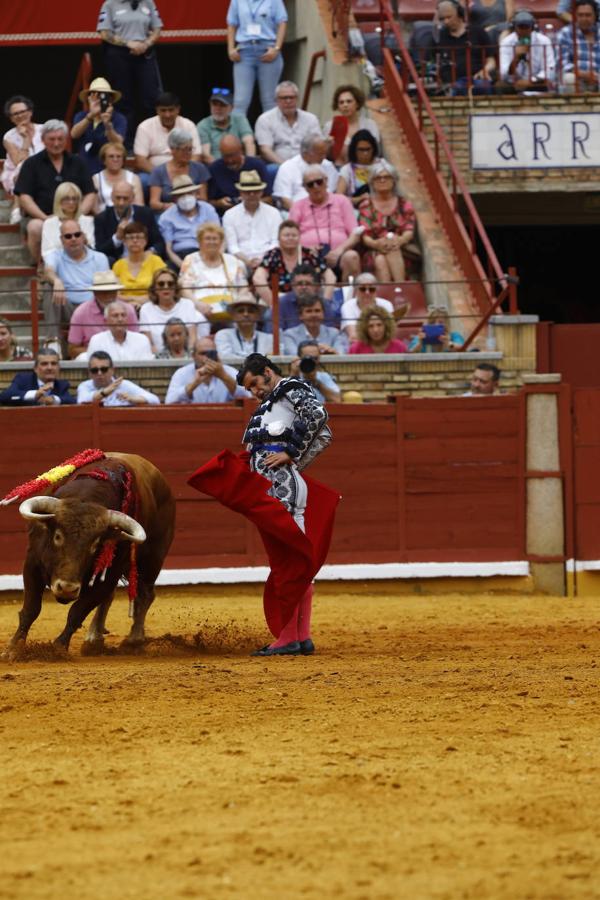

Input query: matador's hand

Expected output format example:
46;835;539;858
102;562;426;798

263;451;292;468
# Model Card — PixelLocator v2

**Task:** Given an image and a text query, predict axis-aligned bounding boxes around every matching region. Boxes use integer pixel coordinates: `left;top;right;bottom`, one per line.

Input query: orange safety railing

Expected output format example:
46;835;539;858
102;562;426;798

378;0;518;348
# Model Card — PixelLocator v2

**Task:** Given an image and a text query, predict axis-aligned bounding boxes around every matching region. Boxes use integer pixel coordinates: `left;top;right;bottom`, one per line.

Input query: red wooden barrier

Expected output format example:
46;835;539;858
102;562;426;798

0;399;526;576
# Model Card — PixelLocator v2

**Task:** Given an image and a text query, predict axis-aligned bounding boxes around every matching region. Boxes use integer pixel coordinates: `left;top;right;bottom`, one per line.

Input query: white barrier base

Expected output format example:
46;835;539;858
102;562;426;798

0;561;530;592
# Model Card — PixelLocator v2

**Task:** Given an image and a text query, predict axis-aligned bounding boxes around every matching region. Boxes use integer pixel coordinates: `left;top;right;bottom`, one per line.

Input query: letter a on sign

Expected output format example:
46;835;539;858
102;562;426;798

497;124;517;161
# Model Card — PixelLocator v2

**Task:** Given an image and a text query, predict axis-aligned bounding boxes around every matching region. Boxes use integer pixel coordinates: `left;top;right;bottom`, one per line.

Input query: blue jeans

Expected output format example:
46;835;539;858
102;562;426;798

233;43;284;116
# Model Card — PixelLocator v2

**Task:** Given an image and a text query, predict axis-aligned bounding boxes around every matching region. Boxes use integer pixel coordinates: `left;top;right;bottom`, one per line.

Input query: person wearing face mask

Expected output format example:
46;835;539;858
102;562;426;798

157;174;219;270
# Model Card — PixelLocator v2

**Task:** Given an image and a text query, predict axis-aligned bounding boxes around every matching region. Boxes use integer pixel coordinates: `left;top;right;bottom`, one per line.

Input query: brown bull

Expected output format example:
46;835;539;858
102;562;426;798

6;452;175;654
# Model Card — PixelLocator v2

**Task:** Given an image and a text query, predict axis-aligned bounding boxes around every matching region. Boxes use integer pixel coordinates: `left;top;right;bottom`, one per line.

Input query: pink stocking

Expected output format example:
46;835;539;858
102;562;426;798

297;584;314;642
269;604;299;647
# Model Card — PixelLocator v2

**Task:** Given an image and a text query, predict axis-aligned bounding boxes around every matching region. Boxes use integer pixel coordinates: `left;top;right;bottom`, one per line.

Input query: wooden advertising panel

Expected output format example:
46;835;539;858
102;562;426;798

0;398;526;576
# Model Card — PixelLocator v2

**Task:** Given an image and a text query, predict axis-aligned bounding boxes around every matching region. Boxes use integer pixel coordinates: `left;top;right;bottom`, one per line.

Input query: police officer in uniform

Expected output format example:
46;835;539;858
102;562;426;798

97;0;163;146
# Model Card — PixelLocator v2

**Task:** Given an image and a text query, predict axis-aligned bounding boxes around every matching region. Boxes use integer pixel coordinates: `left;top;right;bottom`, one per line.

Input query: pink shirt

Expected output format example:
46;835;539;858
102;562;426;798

68;299;139;348
288;193;357;251
349;339;408;354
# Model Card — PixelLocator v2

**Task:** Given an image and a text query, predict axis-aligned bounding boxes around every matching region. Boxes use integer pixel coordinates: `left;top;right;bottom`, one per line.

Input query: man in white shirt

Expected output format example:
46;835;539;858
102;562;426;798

86;300;154;362
77;351;160;405
133;91;202;175
499;10;555;92
255;81;322;169
272;135;338;210
165;337;247;404
222;170;281;272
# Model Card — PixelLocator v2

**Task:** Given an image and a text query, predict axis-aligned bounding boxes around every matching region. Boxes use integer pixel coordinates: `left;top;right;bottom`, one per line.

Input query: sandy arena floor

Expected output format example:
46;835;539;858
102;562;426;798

0;585;599;900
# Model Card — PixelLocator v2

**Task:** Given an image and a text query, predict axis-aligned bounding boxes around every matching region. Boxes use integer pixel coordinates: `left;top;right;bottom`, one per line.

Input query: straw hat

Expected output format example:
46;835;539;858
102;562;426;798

170;175;201;197
79;77;122;104
235;170;267;192
90;271;123;293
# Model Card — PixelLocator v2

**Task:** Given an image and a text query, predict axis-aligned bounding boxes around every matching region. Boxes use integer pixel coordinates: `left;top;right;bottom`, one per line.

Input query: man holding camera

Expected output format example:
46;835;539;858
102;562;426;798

71;78;127;175
165;337;247;403
499;10;555;93
289;339;341;404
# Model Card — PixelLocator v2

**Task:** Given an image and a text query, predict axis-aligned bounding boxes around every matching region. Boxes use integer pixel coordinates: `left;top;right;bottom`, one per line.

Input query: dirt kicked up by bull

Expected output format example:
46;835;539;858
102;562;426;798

0;450;176;657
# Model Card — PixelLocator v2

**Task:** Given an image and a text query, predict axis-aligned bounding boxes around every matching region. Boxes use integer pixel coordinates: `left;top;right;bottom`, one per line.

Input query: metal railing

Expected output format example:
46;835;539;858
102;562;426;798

378;0;517;348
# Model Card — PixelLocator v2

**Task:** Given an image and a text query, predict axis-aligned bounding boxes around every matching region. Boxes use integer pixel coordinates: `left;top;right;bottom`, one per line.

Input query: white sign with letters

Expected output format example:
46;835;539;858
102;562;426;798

470;113;600;169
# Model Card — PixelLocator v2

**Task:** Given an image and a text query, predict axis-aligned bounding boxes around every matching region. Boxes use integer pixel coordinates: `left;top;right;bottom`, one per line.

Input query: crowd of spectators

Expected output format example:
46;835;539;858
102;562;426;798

407;0;600;97
0;0;502;405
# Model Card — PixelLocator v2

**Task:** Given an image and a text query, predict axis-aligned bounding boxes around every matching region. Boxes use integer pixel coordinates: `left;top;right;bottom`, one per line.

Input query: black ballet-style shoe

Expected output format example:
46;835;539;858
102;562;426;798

250;641;302;657
299;638;315;655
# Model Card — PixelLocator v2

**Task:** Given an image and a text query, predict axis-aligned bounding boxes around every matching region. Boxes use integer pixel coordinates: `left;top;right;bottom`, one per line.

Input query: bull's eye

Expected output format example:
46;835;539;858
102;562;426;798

53;529;65;547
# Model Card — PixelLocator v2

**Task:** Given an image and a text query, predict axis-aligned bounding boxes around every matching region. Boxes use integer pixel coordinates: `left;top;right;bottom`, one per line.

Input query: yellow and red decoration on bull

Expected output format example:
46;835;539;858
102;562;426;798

0;449;106;506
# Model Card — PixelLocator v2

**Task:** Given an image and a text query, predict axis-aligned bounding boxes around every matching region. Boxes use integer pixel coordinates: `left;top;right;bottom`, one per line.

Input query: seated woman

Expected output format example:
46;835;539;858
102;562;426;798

93;141;144;214
337;130;382;208
70;77;127;176
155;316;192;360
409;305;464;353
358;161;416;284
340;272;394;342
112;222;166;309
149;128;210;214
41;182;95;257
139;267;206;354
179;222;248;323
0;316;32;361
2;95;43;224
252;220;335;306
324;84;381;167
349;305;408;354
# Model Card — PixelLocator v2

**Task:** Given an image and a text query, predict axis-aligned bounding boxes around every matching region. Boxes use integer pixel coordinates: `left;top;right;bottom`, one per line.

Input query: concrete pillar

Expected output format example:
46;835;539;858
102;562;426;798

522;373;565;595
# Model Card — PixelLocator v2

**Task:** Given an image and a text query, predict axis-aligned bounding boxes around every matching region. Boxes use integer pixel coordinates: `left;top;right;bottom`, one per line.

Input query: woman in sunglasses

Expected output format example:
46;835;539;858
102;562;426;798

358;161;416;284
41;182;96;257
112;221;165;309
139;268;207;354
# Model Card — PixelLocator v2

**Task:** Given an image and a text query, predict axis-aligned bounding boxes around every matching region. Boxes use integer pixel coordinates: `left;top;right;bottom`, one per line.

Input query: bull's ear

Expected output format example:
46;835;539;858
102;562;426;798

106;510;146;544
19;496;62;521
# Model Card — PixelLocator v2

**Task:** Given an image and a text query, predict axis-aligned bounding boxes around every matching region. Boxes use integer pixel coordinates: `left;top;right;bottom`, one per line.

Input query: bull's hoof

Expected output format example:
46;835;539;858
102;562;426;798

1;642;22;662
81;639;107;657
118;636;146;655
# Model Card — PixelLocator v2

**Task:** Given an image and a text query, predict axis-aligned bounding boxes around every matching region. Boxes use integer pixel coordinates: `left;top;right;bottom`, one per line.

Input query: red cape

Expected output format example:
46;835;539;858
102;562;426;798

188;450;340;637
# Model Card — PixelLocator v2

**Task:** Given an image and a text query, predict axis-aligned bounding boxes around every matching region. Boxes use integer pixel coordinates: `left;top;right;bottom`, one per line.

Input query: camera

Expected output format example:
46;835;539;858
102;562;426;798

202;349;218;362
99;93;111;113
299;356;317;375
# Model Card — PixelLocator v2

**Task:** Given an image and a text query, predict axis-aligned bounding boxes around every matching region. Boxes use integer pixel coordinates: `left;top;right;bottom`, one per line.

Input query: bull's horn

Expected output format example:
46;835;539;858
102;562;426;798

19;496;62;520
106;511;146;544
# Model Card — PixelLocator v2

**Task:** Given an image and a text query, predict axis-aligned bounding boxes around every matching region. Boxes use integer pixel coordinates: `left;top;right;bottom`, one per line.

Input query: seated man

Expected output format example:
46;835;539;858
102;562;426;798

14;119;96;263
165;337;247;403
289;339;341;404
464;363;500;395
70;77;127;176
214;292;275;358
340;272;394;340
43;220;110;344
434;0;495;96
197;88;255;164
272;135;338;211
94;180;162;263
133;91;202;183
277;264;341;331
77;351;160;406
558;1;600;91
208;135;271;214
67;271;139;359
222;170;281;273
158;175;220;270
282;296;349;356
86;300;154;362
557;0;600;23
499;9;555;93
288;166;361;282
254;81;322;171
0;347;75;406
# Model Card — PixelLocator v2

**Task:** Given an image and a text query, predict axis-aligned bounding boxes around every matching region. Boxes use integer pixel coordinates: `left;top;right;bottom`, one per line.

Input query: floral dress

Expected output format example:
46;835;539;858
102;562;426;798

258;246;327;292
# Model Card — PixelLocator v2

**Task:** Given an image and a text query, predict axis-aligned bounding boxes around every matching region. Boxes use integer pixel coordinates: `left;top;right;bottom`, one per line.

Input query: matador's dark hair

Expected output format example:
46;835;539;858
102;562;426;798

237;353;282;385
